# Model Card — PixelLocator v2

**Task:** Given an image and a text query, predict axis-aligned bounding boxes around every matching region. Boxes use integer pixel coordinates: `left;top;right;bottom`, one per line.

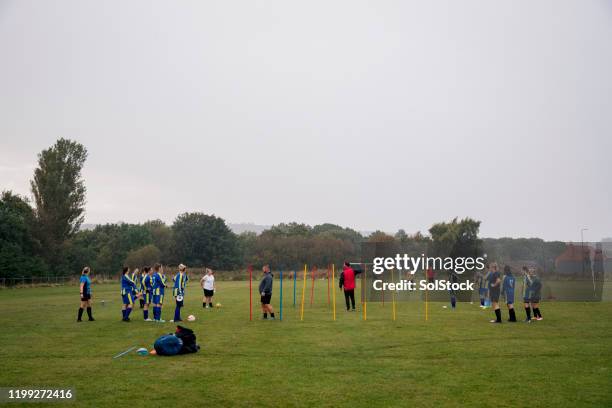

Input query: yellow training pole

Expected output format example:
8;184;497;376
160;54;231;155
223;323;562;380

332;264;336;321
300;264;307;321
392;268;396;321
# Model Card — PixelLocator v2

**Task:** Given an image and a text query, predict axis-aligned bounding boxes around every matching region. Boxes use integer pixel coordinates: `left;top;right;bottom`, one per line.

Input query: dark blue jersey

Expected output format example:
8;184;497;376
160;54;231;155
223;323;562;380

80;275;91;295
487;271;501;291
143;274;152;292
152;272;167;295
121;274;136;295
502;275;515;293
172;272;188;296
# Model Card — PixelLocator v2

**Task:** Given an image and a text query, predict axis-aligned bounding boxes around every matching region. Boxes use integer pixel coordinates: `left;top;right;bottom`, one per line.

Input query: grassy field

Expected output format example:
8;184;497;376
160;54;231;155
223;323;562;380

0;279;611;407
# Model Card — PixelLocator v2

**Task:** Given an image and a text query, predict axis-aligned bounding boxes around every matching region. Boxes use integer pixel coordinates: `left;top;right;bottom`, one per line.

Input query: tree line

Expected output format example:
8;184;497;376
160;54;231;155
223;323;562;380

0;139;567;280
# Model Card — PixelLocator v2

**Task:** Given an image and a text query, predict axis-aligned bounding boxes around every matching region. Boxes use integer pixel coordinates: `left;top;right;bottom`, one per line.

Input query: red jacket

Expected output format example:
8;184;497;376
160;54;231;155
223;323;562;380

340;266;356;290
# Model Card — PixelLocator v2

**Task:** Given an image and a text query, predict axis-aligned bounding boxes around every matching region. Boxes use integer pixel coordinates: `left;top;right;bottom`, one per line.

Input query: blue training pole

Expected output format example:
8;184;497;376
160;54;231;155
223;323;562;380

280;270;283;321
293;270;296;307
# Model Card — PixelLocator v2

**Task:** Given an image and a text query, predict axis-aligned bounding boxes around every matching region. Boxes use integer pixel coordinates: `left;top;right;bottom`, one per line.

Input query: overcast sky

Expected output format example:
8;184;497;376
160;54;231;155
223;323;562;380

1;0;611;241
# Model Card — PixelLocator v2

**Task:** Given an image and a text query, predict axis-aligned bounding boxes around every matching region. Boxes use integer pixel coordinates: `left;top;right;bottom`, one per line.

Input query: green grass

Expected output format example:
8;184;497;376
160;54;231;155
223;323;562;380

0;280;611;407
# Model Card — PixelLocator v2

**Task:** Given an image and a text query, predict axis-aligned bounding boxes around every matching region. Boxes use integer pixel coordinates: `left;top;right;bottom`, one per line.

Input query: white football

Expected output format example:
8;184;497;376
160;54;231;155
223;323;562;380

187;315;196;322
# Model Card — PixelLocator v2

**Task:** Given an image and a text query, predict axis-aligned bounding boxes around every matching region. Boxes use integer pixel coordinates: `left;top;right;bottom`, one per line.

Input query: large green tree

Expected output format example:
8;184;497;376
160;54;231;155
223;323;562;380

30;138;88;270
428;217;483;258
0;191;48;278
172;212;240;269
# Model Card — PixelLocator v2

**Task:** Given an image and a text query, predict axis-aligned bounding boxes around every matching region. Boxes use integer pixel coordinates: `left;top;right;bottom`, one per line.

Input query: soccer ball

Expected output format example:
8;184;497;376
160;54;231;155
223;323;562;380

187;315;196;322
215;303;222;308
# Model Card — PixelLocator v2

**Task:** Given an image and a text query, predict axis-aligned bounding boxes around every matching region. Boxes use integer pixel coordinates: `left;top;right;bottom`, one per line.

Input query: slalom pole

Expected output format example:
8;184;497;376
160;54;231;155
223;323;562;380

113;346;136;359
425;270;429;321
300;264;307;321
249;265;252;321
332;264;336;321
392;268;396;321
363;263;367;321
280;270;283;321
381;270;385;307
327;265;330;307
310;266;315;307
293;270;297;307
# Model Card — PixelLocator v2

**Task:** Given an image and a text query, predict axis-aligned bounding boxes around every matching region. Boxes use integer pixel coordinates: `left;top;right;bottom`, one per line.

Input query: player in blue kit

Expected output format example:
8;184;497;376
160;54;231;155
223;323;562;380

151;263;167;322
448;269;459;309
77;266;94;322
529;269;543;321
141;266;153;321
475;269;487;308
522;266;533;322
171;264;189;322
132;268;144;308
121;266;138;322
487;262;502;323
501;265;517;322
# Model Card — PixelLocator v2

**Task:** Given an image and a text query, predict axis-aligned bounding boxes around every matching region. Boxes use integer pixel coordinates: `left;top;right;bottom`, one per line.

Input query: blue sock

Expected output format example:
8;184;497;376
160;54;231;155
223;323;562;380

153;307;158;320
126;307;132;318
174;306;181;321
144;310;148;320
480;298;484;306
122;309;126;319
155;307;160;320
451;297;456;308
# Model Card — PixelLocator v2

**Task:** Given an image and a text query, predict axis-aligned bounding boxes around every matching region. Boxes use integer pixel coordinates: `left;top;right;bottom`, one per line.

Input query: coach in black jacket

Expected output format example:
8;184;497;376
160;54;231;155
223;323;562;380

259;264;275;320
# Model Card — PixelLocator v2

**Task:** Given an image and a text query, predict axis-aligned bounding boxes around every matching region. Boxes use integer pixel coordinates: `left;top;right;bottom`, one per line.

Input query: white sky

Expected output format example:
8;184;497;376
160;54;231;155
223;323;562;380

1;0;611;241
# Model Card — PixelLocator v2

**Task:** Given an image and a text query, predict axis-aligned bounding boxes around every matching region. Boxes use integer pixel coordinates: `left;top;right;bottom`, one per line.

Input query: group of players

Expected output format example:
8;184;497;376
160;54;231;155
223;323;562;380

475;263;543;323
77;264;216;323
77;261;543;324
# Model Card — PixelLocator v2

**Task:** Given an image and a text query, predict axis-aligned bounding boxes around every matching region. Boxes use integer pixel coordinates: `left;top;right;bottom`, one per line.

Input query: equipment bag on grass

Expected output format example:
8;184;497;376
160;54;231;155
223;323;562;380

154;334;183;356
175;325;200;354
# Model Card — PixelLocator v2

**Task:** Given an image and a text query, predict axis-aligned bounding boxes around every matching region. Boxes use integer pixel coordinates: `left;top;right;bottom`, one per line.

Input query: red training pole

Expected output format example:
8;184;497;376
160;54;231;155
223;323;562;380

249;265;252;321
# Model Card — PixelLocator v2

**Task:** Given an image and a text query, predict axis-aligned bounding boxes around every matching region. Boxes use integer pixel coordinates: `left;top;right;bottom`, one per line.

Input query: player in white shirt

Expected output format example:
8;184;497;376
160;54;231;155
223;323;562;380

200;268;216;309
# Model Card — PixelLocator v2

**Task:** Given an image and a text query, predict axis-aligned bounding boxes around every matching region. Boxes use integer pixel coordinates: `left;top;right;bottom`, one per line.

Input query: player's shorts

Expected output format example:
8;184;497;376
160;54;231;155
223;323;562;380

152;294;164;305
261;294;272;305
504;291;515;305
489;288;500;302
530;296;541;303
142;292;151;304
479;288;487;297
203;289;214;297
80;293;91;301
122;293;135;305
